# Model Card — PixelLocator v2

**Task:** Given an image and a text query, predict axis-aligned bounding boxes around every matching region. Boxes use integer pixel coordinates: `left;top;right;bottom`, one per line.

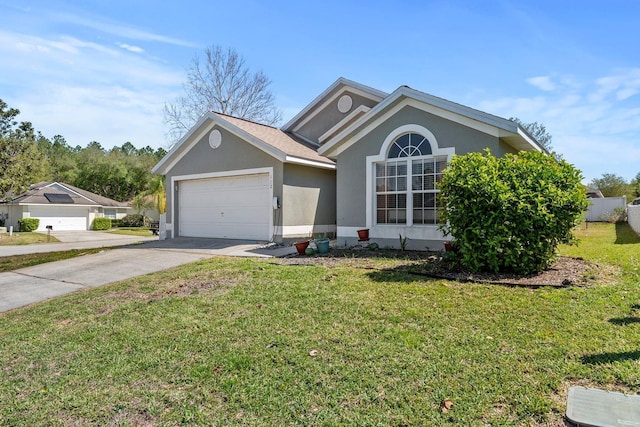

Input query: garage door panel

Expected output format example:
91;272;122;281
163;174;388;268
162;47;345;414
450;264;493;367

179;173;271;240
29;206;88;231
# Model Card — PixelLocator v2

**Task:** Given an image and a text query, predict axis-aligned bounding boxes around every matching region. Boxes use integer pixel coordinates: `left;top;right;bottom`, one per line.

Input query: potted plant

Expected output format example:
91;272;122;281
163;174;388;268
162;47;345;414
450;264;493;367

294;240;310;255
357;228;369;241
315;237;330;254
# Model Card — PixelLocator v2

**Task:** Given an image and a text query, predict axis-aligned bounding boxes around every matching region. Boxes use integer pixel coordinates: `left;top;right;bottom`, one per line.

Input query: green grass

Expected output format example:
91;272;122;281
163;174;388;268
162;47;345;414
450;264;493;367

107;227;155;237
0;248;110;272
559;222;640;278
1;223;639;425
0;232;60;246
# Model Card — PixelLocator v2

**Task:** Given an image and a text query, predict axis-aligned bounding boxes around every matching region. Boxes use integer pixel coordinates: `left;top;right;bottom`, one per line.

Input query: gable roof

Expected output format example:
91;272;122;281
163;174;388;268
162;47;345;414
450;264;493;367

318;85;546;157
2;182;129;208
281;77;388;133
152;112;335;175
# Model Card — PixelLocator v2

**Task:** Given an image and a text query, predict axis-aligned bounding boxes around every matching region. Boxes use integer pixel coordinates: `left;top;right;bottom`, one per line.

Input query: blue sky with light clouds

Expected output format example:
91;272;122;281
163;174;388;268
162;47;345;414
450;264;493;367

1;0;639;183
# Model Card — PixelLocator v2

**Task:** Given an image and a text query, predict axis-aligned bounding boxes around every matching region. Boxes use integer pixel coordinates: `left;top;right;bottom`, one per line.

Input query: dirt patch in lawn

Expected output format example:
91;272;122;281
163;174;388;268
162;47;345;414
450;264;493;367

277;249;599;288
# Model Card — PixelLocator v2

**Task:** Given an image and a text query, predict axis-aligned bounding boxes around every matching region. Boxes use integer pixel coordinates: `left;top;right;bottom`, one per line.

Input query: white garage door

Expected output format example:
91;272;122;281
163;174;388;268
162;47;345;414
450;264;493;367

29;206;88;231
179;173;271;240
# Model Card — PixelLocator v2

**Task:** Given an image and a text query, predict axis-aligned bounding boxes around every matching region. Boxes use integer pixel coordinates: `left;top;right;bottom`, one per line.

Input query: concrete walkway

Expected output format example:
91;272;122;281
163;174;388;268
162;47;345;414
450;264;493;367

0;234;297;313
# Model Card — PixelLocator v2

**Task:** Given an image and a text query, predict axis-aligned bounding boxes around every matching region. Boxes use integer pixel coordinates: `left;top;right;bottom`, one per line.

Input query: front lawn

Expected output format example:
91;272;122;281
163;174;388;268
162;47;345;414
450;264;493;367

0;232;60;246
1;223;639;425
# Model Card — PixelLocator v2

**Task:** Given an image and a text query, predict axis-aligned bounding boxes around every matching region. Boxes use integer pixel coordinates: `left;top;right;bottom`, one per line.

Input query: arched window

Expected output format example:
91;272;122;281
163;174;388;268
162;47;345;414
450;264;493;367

387;133;432;158
375;131;449;225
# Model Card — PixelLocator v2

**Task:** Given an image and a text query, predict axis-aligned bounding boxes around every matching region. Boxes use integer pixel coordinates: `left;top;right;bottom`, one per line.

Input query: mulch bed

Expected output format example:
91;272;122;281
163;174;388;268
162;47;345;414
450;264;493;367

277;248;593;288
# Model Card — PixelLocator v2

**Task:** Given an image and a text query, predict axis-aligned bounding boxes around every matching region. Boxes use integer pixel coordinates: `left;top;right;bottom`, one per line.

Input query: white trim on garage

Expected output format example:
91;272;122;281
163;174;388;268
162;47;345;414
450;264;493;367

170;167;274;240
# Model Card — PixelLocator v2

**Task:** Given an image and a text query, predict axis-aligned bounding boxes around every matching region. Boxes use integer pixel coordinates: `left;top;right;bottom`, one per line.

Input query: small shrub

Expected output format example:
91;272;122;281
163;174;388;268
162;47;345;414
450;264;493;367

93;217;112;230
440;149;588;275
111;219;121;228
599;206;627;223
18;218;40;232
119;214;150;228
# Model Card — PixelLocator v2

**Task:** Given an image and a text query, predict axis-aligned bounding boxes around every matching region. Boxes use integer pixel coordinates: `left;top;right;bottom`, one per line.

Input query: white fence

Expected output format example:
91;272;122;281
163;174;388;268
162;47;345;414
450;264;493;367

629;204;640;234
584;196;627;222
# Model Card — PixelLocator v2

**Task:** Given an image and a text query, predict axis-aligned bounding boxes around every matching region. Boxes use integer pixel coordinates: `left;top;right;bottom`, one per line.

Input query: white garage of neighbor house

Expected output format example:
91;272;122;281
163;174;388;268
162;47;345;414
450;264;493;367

0;182;131;231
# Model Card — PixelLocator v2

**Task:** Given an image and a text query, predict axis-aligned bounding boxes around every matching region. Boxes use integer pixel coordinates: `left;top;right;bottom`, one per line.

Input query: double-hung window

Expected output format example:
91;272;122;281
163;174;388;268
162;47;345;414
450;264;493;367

375;132;447;225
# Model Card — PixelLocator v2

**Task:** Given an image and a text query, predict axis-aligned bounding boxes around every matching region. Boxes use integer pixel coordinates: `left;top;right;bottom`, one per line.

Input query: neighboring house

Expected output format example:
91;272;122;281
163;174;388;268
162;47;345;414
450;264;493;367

152;78;544;250
586;187;604;198
0;182;130;231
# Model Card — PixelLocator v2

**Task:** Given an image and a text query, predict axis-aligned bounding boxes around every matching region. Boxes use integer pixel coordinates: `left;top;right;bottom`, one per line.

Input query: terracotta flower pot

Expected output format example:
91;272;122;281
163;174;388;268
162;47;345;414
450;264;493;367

357;228;369;241
443;241;453;252
294;240;310;255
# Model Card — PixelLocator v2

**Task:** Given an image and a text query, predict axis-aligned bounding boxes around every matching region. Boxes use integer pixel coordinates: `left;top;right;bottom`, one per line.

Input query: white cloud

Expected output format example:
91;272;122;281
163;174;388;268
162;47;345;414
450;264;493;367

526;75;557;92
53;12;198;48
117;43;144;54
478;69;640;182
0;28;184;149
17;84;168;147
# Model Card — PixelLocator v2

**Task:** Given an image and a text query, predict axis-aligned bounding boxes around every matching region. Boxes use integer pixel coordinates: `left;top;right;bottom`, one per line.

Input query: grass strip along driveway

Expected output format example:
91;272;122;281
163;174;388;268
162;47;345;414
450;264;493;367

1;223;639;425
0;232;60;246
0;248;109;273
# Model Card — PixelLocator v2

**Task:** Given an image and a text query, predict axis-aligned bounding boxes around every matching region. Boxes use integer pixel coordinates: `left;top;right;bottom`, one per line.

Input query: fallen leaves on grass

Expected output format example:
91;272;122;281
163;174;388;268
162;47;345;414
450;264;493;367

441;398;454;413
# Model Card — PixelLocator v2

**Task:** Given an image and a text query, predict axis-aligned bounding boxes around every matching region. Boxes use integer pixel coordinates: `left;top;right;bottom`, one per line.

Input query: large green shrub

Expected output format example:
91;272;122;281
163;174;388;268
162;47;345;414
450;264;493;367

18;218;40;232
119;214;149;228
92;217;111;230
440;150;588;274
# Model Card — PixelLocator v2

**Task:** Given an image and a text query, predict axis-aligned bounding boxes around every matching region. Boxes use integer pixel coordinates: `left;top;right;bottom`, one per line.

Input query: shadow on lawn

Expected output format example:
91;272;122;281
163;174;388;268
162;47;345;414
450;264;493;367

615;222;640;245
581;350;640;365
609;317;640;326
366;266;441;284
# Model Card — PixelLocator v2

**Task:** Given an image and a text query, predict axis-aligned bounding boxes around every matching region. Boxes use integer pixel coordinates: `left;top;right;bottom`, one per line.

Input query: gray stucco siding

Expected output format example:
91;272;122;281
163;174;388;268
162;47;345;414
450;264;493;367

164;126;283;235
336;105;512;228
282;164;336;237
296;91;380;143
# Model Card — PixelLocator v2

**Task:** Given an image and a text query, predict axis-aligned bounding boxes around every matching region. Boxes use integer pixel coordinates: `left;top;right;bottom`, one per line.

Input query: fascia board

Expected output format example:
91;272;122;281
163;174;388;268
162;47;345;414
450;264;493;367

516;126;546;152
153;113;286;175
318;86;407;156
403;87;517;131
152;112;215;175
284;156;336;170
282;77;387;132
405;87;545;152
318;105;371;143
17;202;97;207
320;86;543;156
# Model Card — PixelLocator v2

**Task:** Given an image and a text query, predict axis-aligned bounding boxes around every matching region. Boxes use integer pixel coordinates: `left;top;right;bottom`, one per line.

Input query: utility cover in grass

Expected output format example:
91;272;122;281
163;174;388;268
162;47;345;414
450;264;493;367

566;386;640;427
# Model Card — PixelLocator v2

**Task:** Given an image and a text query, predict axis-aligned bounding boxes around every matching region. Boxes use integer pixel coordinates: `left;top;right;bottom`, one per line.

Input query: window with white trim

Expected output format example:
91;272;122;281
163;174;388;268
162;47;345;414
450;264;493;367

375;133;447;225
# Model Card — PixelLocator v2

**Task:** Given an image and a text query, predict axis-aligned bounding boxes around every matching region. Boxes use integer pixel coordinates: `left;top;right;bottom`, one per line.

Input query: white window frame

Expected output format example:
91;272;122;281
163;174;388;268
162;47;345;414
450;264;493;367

365;124;454;236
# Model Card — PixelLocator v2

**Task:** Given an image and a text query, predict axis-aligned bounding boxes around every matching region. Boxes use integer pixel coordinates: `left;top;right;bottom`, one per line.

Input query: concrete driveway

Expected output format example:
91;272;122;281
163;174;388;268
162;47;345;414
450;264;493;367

0;230;158;257
0;235;296;313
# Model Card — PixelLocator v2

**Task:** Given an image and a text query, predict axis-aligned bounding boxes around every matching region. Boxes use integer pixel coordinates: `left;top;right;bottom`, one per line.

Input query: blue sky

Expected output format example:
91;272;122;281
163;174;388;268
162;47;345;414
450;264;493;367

1;0;639;184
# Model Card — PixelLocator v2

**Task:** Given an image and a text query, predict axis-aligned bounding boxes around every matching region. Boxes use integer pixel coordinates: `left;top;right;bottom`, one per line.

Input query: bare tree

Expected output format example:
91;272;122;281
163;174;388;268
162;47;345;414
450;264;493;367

164;45;282;142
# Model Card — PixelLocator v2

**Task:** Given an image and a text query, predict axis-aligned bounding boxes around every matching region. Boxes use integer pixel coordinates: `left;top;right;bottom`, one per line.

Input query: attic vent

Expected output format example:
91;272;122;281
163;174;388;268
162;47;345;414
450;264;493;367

337;95;353;113
209;129;222;149
44;193;74;204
